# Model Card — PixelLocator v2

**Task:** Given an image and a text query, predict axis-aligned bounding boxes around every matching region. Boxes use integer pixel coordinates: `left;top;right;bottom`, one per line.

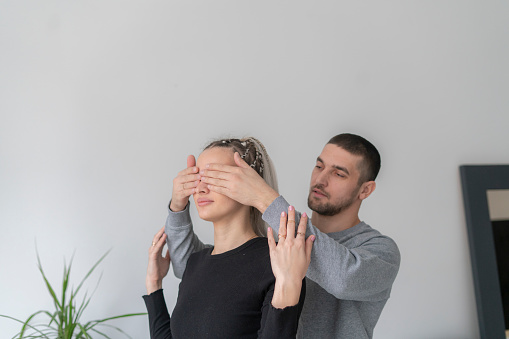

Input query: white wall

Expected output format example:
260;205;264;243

1;1;509;338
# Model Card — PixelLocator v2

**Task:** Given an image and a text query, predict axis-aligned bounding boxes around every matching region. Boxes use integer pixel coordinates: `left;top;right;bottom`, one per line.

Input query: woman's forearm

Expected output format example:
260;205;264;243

271;279;302;309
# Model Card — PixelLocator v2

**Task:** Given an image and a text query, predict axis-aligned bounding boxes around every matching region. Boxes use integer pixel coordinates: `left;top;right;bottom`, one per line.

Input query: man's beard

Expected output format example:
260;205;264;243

307;185;357;216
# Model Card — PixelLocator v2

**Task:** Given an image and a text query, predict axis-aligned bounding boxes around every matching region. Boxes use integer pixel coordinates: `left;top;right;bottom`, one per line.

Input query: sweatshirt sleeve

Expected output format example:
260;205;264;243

262;196;400;302
165;202;211;279
257;265;306;338
142;289;172;339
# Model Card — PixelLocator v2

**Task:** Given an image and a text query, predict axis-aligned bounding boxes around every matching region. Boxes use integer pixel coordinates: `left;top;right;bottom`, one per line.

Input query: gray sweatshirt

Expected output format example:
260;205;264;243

165;196;400;339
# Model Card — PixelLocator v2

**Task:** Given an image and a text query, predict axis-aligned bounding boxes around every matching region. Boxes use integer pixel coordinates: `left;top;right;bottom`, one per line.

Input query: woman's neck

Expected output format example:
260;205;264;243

211;216;257;255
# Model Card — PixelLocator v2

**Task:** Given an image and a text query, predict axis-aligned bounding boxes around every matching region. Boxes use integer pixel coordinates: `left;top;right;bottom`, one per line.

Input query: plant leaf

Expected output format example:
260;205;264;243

74;250;110;297
0;314;52;339
36;248;62;311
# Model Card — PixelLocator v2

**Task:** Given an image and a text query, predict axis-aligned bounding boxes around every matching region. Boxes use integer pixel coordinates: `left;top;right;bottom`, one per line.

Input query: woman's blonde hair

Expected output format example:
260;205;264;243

203;137;278;236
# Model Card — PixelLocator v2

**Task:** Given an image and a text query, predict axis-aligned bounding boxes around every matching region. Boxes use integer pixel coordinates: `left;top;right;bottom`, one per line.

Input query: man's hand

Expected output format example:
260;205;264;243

199;152;279;213
169;155;200;212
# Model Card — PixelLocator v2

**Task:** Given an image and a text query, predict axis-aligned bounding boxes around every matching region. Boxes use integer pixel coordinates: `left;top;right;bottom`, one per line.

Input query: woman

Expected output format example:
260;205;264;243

143;137;315;338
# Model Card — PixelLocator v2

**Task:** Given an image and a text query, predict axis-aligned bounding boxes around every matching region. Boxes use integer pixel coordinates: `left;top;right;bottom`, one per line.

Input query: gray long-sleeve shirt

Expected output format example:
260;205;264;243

165;196;400;339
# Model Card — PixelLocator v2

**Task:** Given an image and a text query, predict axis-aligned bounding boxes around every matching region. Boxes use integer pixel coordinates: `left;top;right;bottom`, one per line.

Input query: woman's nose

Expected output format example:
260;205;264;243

196;179;209;194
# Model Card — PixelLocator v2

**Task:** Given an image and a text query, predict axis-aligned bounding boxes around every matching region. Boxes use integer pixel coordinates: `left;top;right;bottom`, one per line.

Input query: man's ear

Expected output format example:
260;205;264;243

359;181;376;201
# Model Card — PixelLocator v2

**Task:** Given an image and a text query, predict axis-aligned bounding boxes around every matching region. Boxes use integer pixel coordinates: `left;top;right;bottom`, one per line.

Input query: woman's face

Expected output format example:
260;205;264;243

193;147;247;223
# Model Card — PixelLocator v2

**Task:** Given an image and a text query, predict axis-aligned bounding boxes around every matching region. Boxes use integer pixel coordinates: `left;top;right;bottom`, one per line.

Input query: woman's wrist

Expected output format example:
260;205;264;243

271;279;302;309
146;278;163;295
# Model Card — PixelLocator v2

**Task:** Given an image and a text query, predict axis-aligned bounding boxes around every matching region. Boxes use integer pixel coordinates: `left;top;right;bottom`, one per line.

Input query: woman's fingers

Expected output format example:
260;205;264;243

296;212;308;241
286;206;297;243
151;227;165;244
305;235;315;262
267;227;276;251
278;211;288;242
150;227;167;254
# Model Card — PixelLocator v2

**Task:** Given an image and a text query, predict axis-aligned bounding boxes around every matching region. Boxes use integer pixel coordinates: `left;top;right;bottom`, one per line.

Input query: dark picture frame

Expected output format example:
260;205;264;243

460;165;509;339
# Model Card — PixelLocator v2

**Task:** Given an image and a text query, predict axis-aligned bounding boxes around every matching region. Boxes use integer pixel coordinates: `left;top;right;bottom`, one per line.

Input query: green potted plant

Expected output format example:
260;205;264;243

0;248;145;338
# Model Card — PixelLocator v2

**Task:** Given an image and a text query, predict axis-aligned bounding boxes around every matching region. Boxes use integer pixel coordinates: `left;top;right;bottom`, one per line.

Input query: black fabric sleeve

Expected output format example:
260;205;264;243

142;289;173;339
258;277;306;338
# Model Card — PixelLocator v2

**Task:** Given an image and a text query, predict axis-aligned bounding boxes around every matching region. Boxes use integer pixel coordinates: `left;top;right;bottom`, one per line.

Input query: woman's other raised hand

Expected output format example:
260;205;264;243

268;206;315;308
146;227;171;294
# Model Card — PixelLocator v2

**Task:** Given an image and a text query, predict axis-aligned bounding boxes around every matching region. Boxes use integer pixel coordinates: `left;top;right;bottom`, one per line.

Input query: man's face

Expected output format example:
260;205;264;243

307;144;364;216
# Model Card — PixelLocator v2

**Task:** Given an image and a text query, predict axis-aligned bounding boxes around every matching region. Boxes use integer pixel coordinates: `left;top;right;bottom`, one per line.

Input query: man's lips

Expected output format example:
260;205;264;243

197;198;214;206
312;188;328;198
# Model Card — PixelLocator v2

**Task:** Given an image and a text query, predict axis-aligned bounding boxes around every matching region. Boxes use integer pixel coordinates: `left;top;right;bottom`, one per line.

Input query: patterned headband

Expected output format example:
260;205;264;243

221;139;264;176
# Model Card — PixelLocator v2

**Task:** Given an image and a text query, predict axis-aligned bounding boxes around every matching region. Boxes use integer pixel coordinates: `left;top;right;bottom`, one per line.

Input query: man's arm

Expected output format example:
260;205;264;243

165;202;210;279
263;196;401;302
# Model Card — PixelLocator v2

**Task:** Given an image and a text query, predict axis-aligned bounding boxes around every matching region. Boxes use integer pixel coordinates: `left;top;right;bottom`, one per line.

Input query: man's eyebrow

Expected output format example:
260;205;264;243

316;156;350;175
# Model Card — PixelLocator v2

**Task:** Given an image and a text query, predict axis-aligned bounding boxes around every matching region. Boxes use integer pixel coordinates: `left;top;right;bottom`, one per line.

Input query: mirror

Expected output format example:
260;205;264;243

487;189;509;338
460;165;509;339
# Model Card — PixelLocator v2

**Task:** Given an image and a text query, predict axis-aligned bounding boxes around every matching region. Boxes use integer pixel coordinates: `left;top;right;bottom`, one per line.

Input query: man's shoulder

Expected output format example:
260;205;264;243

335;222;400;256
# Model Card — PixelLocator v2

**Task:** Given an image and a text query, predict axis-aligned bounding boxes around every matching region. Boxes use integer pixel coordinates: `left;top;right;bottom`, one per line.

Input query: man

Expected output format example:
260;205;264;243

166;133;400;338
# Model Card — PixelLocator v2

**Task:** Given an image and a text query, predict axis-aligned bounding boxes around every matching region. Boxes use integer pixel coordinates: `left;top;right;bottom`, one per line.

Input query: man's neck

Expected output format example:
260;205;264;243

311;210;361;234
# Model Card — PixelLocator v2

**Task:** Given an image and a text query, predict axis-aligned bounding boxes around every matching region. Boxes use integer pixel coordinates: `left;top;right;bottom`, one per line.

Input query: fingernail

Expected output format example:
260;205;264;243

311;236;316;241
206;164;210;168
289;206;294;211
303;212;307;218
281;212;286;217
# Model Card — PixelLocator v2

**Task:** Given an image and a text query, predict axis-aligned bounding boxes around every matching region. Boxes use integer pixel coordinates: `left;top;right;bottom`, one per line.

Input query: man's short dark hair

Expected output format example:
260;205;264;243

327;133;381;183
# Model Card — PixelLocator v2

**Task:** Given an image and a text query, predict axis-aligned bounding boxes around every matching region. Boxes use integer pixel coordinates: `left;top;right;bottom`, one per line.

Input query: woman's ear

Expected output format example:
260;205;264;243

359;181;376;201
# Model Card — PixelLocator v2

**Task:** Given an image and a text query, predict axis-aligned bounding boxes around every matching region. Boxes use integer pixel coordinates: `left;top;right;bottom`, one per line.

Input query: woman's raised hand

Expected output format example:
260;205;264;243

268;206;315;309
146;227;171;295
169;155;201;212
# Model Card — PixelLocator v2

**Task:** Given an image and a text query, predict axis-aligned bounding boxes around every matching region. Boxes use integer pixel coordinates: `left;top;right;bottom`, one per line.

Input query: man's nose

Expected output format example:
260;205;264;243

315;171;328;187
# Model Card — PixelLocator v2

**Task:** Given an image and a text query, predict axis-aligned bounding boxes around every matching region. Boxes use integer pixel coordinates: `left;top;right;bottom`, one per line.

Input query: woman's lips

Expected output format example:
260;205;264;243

197;199;214;206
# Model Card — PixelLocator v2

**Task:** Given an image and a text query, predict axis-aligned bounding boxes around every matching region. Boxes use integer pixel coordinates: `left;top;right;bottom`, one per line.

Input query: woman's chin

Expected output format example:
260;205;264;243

197;211;217;222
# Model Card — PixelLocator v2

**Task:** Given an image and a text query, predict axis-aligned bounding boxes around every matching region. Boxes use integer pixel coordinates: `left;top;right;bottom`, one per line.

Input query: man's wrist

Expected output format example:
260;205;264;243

255;190;279;214
169;199;187;212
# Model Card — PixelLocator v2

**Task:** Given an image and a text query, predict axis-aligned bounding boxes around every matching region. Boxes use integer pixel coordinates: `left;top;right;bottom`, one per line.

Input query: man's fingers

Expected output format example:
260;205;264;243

207;184;231;197
200;168;231;181
234;152;250;169
202;163;237;174
180;174;201;185
187;155;196;168
201;176;228;188
177;166;199;177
